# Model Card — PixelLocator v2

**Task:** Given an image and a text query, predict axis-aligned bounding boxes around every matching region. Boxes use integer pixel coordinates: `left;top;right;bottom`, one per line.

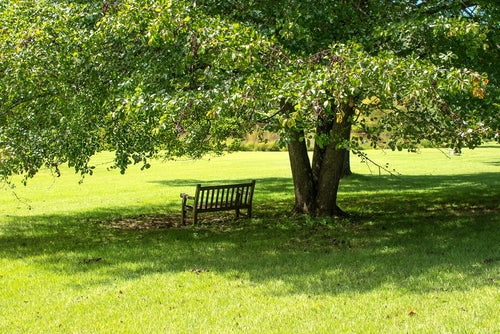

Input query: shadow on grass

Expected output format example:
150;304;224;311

1;173;499;296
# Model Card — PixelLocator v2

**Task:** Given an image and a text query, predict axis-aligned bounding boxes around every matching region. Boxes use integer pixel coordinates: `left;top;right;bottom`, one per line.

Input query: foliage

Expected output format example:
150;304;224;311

1;0;498;183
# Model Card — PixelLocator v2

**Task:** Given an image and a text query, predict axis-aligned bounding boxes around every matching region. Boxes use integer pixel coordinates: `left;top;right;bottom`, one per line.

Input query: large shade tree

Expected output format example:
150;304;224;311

1;0;498;216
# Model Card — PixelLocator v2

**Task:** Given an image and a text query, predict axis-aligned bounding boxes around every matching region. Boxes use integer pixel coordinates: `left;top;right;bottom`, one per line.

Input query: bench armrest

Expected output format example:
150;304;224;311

180;193;194;200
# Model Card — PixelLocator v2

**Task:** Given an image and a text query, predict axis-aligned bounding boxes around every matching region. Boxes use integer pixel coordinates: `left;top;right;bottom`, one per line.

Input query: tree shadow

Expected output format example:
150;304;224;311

338;172;500;215
1;172;498;296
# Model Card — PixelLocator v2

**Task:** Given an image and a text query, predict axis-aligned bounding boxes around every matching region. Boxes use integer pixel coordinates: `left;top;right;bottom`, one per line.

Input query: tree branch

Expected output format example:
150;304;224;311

1;92;53;116
353;150;401;176
417;0;479;16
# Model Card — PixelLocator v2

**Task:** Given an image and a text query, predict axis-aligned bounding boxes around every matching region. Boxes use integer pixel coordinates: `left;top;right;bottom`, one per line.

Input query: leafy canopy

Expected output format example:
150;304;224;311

1;0;498;182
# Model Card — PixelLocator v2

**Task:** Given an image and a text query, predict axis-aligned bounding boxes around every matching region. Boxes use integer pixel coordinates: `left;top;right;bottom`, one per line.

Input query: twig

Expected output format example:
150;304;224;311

1;181;32;210
255;104;286;125
436;147;452;159
353;150;401;176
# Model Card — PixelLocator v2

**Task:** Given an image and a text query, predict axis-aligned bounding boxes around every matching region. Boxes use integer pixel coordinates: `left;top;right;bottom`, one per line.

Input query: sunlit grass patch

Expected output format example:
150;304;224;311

1;146;499;333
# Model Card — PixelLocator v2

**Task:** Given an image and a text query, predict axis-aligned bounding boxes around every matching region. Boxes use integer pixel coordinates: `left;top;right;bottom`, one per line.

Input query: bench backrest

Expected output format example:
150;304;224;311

194;180;255;211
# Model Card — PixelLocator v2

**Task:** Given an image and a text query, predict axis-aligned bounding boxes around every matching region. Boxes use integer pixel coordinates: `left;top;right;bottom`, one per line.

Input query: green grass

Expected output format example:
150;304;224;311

1;147;499;333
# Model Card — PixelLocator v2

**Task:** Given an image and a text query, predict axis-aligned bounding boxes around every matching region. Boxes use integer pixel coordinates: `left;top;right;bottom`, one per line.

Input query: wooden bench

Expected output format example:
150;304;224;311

180;180;256;224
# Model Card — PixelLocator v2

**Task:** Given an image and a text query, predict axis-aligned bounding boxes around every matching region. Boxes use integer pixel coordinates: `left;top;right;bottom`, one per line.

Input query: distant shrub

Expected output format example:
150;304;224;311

256;142;280;151
237;141;282;151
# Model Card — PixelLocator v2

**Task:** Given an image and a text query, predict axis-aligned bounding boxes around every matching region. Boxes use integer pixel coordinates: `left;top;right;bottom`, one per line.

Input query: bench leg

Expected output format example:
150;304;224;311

181;197;187;225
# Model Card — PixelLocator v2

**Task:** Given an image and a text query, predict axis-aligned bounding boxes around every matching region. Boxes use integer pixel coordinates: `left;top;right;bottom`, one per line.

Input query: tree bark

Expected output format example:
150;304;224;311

287;103;354;217
341;149;352;178
283;100;316;214
341;114;353;178
314;105;353;216
287;129;315;214
314;139;347;216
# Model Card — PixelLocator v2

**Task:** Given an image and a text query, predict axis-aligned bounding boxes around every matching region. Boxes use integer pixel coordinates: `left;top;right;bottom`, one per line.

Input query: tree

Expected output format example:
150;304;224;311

1;0;498;216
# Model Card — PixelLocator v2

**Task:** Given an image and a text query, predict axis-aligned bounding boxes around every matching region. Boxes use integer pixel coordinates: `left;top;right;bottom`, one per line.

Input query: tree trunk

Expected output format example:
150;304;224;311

341;150;352;178
341;115;353;178
313;138;347;217
284;100;315;214
287;129;315;214
287;103;354;217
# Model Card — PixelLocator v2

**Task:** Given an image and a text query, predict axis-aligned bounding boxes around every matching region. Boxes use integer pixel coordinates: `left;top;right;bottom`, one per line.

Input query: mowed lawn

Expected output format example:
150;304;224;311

0;146;499;333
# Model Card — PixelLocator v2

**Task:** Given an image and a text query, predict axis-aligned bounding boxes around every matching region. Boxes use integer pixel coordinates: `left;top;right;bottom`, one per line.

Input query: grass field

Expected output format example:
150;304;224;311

1;146;499;333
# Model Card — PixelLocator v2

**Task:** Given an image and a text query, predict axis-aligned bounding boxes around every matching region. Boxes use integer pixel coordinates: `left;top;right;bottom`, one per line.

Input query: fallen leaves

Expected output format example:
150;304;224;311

99;215;182;230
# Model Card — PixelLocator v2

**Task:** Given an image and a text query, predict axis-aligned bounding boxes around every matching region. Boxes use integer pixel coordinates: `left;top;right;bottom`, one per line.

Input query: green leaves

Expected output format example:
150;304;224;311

1;0;498;182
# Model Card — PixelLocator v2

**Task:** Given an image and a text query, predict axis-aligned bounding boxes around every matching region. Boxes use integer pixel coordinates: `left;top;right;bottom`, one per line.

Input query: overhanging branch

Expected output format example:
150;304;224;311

353;150;401;176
